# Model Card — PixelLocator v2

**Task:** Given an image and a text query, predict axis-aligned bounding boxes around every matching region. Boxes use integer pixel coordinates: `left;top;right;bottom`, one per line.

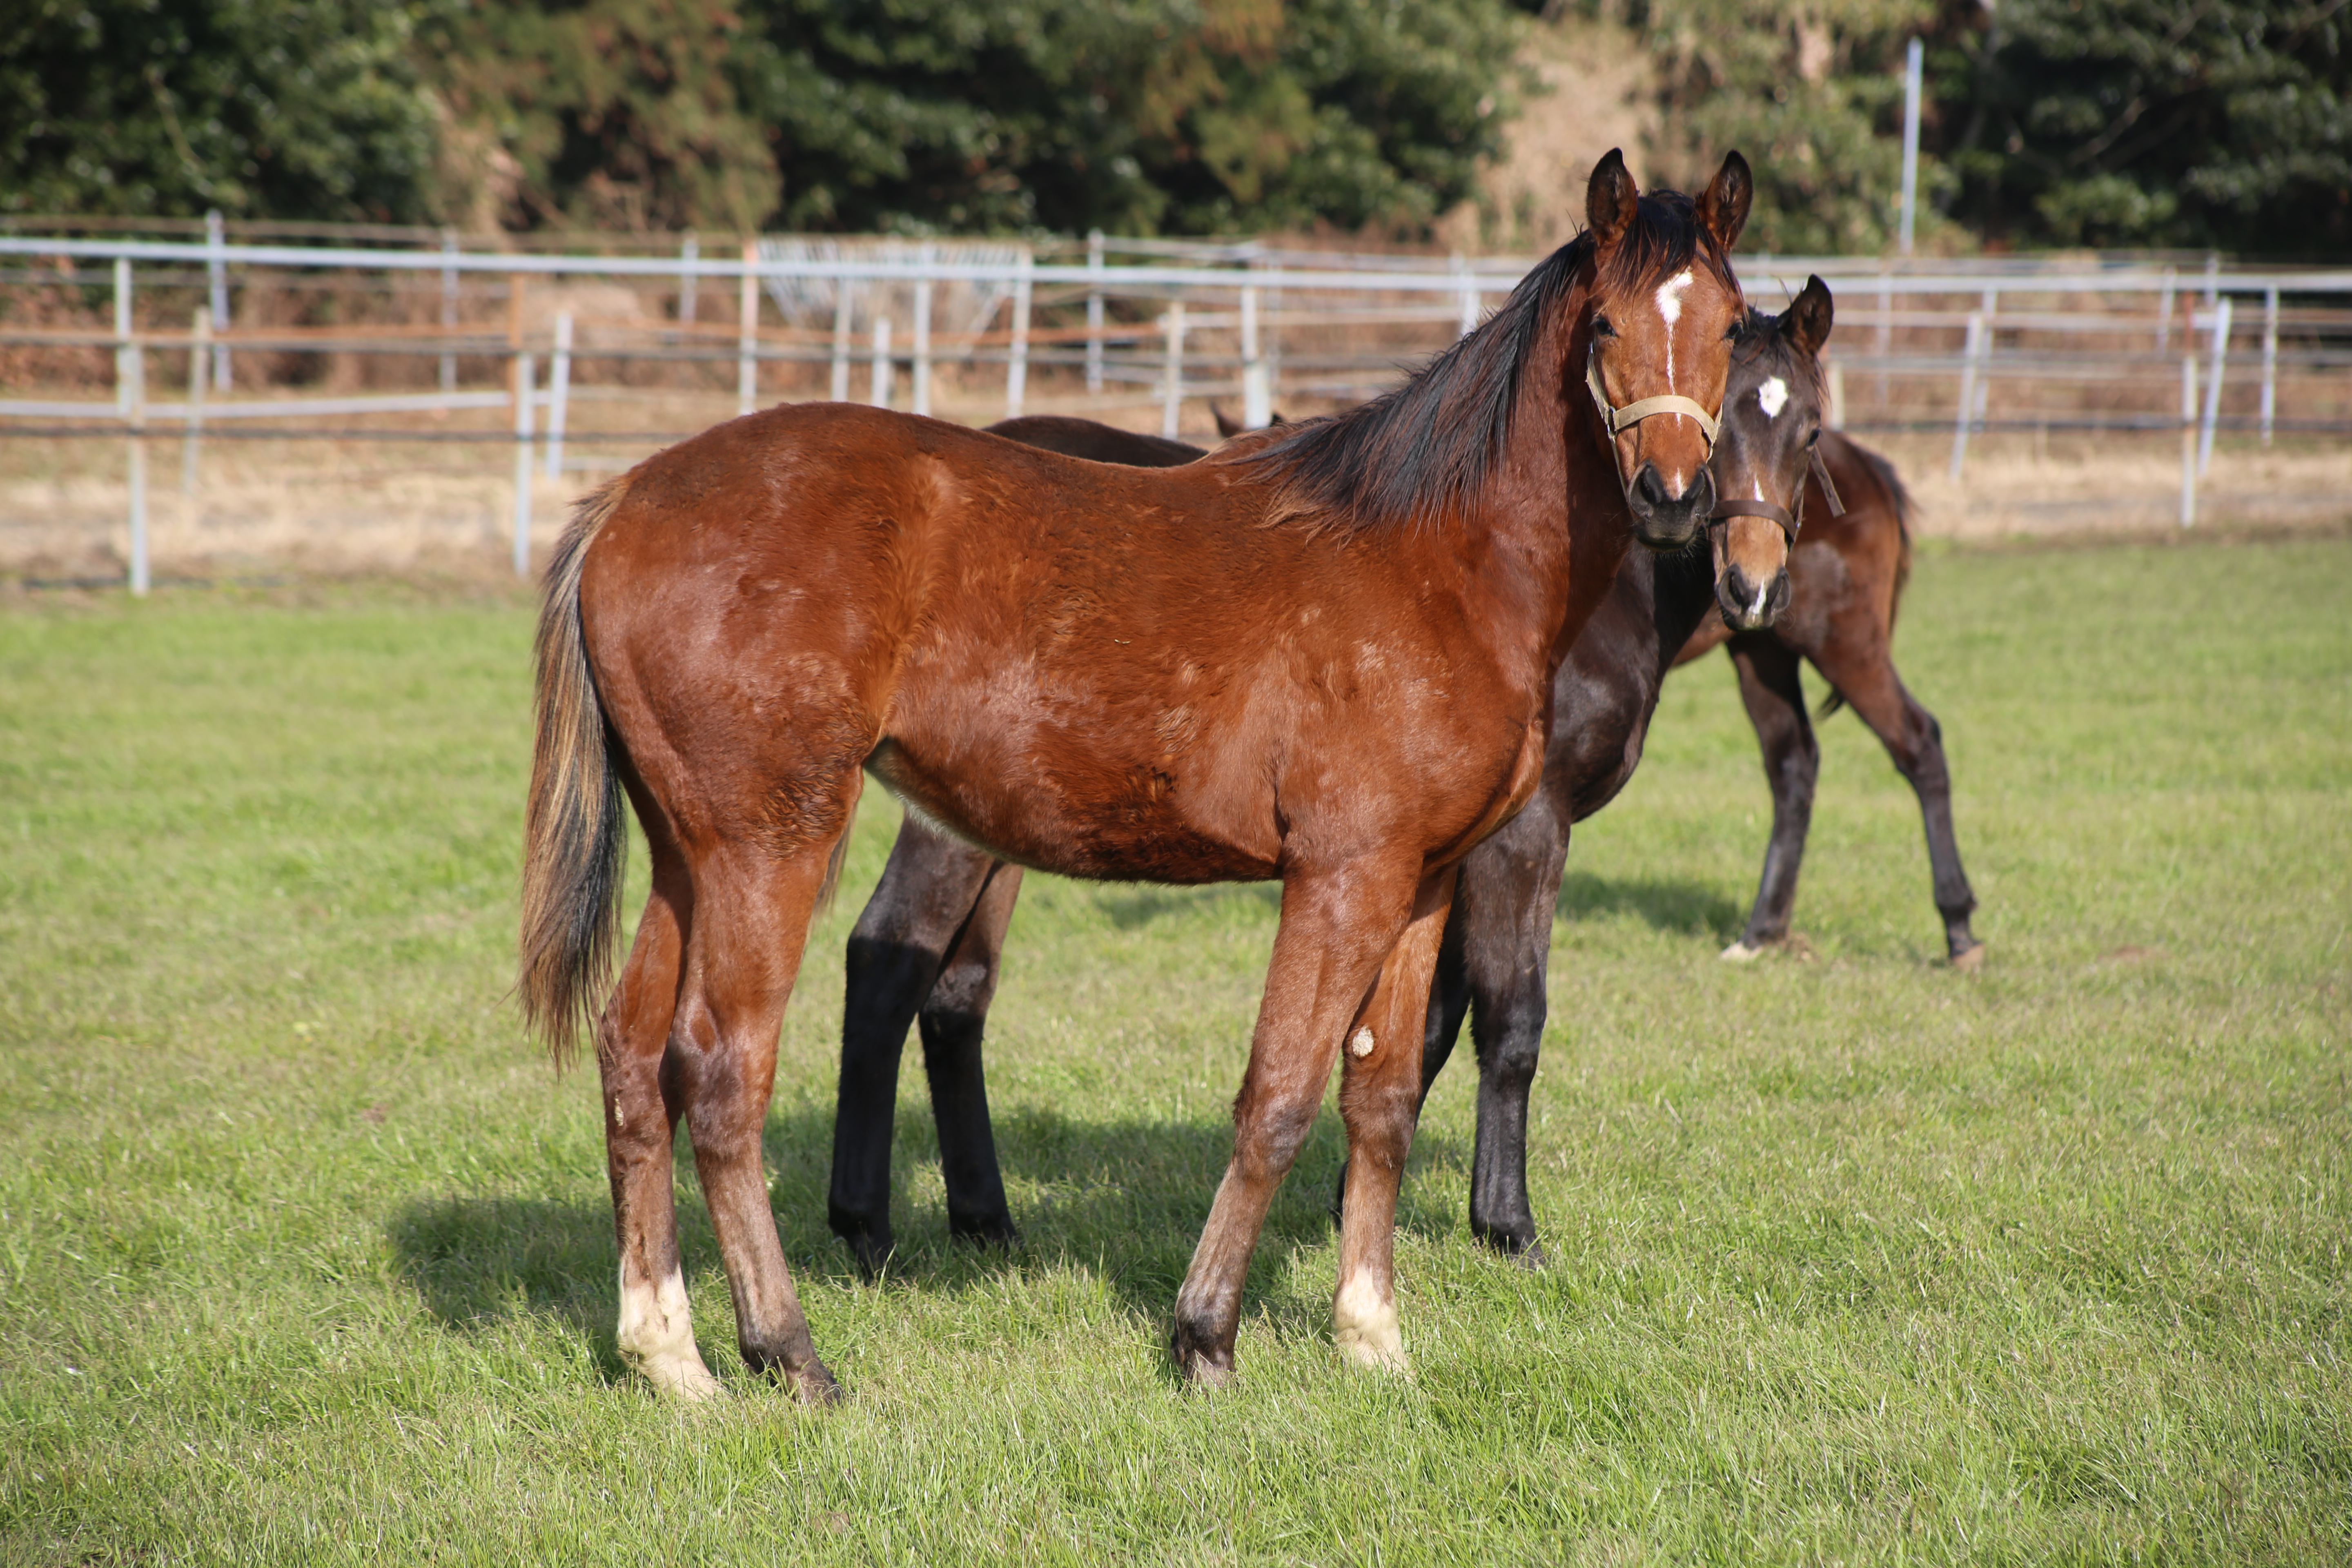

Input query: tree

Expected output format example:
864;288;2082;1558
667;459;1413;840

1935;0;2352;255
423;0;781;233
1630;0;1943;254
0;0;442;222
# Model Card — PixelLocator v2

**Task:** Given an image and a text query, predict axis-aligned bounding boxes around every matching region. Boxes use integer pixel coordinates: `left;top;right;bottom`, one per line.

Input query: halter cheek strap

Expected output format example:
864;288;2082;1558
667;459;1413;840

1586;349;1722;450
1708;444;1849;543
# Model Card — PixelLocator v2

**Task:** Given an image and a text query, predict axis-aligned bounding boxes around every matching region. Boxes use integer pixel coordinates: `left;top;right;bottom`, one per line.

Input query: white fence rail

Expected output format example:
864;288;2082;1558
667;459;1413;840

4;233;2350;590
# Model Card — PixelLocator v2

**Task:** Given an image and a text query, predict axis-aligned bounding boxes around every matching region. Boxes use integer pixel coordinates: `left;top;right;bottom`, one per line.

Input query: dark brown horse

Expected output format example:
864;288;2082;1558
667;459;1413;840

520;151;1753;1399
828;278;1979;1268
822;285;1830;1269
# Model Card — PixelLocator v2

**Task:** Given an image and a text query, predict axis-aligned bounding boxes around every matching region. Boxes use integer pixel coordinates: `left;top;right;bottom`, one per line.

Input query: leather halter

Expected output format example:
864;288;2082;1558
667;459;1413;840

1585;347;1721;450
1709;445;1846;542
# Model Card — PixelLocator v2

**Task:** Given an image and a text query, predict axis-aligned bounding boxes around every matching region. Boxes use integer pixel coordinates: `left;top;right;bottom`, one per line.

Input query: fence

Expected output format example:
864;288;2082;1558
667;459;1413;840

4;228;2350;590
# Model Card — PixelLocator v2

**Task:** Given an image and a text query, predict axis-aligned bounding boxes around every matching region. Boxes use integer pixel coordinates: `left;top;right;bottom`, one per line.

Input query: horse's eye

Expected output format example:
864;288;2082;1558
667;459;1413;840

1806;428;1822;448
1591;315;1616;339
1723;322;1742;341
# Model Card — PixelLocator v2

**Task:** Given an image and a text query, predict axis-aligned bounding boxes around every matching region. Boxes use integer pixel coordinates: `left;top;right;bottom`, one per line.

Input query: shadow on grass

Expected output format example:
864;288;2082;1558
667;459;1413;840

1557;868;1742;940
1089;881;1282;931
386;1095;1468;1377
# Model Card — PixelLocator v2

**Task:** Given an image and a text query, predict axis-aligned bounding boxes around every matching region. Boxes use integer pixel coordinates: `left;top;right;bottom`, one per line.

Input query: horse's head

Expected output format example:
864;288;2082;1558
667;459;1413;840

1705;276;1835;632
1580;149;1751;551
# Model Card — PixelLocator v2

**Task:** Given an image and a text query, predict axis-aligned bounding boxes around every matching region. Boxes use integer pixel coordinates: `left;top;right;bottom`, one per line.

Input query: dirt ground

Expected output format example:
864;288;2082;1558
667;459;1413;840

2;384;2342;586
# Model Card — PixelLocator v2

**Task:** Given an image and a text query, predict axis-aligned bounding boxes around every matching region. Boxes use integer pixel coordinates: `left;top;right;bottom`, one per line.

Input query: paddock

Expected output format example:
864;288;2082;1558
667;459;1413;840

2;529;2345;1561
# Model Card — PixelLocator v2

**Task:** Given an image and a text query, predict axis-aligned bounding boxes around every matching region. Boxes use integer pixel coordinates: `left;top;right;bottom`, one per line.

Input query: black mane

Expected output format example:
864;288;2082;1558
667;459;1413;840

1241;191;1739;531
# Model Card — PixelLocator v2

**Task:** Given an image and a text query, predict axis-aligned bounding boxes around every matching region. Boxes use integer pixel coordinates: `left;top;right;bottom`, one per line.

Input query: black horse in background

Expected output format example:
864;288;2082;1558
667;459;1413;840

828;281;1982;1266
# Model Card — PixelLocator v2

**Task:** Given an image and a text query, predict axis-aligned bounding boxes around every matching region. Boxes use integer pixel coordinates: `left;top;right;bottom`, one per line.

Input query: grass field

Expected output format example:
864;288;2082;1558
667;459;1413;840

2;535;2347;1564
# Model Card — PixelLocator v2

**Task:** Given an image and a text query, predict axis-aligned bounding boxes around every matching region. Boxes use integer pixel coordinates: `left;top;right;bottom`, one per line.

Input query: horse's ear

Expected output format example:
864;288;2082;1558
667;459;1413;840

1586;149;1637;250
1212;403;1243;439
1784;274;1834;358
1697;151;1753;254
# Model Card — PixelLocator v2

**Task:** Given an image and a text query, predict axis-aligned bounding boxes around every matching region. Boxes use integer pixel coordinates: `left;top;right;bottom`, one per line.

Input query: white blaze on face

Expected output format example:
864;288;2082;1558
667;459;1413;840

1654;268;1696;387
1757;376;1790;419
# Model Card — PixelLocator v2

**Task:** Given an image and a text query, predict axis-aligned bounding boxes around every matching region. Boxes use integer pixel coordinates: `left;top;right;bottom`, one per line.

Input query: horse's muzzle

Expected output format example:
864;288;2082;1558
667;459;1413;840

1715;559;1791;631
1627;462;1713;551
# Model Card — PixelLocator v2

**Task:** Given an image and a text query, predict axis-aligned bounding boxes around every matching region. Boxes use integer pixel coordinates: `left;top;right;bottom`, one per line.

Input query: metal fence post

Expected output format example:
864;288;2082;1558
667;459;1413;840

737;240;759;416
1453;255;1479;339
2179;354;2198;527
1826;355;1846;430
2260;287;2279;448
1085;229;1105;396
870;316;893;408
117;259;149;596
1947;311;1983;479
546;311;572;480
1241;283;1270;429
439;228;459;391
1005;252;1033;420
1898;38;1922;255
513;348;535;576
1161;302;1186;439
912;244;934;419
183;305;209;494
2197;296;2231;477
205;208;232;390
2156;266;2176;354
830;276;854;402
1875;267;1892;405
679;231;699;326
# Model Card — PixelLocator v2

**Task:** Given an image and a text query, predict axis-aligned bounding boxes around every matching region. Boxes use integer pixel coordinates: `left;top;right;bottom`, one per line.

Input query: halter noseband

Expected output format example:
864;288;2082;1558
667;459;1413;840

1585;347;1722;451
1708;445;1847;542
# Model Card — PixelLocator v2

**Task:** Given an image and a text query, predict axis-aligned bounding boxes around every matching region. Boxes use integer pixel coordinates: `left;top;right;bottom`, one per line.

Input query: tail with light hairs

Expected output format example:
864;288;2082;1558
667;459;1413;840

518;480;631;1065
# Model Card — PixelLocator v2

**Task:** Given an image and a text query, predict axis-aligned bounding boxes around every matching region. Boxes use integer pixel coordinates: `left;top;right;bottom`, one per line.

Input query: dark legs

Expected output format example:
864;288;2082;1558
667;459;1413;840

1410;791;1572;1262
1723;636;1820;959
918;860;1024;1247
828;818;1013;1270
1807;641;1983;965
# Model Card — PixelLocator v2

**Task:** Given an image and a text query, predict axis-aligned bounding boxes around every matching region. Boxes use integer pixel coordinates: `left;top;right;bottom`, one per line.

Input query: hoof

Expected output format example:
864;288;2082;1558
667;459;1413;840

638;1353;726;1403
1949;942;1986;973
1337;1334;1416;1380
1719;939;1767;963
1512;1238;1550;1272
788;1359;845;1407
844;1231;895;1280
949;1215;1021;1251
1169;1323;1235;1390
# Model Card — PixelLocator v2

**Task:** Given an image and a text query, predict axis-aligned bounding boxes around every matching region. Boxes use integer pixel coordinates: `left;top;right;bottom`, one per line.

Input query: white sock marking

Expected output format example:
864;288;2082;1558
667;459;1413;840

617;1263;722;1400
1333;1273;1410;1376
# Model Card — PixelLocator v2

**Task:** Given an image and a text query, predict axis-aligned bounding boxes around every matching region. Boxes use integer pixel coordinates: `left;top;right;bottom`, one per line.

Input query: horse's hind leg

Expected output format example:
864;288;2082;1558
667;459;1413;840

1724;636;1819;958
1333;865;1459;1374
829;822;1001;1271
671;839;844;1403
920;860;1024;1247
1808;641;1983;966
600;850;721;1399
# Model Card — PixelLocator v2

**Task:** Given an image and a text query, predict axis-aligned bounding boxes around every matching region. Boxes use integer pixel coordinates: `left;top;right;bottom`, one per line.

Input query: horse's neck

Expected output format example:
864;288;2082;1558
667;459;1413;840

1460;305;1638;681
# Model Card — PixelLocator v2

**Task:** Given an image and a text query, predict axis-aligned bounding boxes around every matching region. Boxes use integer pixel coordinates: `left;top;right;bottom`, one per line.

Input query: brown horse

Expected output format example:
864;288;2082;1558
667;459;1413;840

825;286;1831;1272
519;150;1752;1400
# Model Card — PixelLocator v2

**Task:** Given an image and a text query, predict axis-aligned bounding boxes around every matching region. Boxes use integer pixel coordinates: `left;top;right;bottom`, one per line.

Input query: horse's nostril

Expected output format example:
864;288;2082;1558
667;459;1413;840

1635;464;1670;508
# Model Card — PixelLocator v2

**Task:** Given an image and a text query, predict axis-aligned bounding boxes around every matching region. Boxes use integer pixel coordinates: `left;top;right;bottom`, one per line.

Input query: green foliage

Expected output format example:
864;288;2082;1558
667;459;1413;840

1634;0;1943;255
725;0;1524;236
1936;0;2352;254
423;0;782;232
0;0;443;222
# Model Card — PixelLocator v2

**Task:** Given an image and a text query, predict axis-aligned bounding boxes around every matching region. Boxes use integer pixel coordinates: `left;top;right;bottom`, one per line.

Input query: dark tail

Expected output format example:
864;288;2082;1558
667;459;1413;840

519;480;632;1065
1816;434;1913;720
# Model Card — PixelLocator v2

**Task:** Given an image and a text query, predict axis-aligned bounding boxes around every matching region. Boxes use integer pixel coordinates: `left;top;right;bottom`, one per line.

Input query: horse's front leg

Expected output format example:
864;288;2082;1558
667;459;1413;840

1170;865;1423;1387
829;821;1001;1272
920;860;1025;1248
1333;864;1460;1374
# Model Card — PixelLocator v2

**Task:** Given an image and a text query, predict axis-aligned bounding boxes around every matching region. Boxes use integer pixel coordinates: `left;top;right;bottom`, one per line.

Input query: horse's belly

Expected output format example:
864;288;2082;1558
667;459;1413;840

865;736;1278;885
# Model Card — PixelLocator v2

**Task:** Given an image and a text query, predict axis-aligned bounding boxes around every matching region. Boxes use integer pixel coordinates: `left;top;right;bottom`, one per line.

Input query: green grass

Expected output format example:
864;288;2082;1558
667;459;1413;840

2;538;2347;1564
